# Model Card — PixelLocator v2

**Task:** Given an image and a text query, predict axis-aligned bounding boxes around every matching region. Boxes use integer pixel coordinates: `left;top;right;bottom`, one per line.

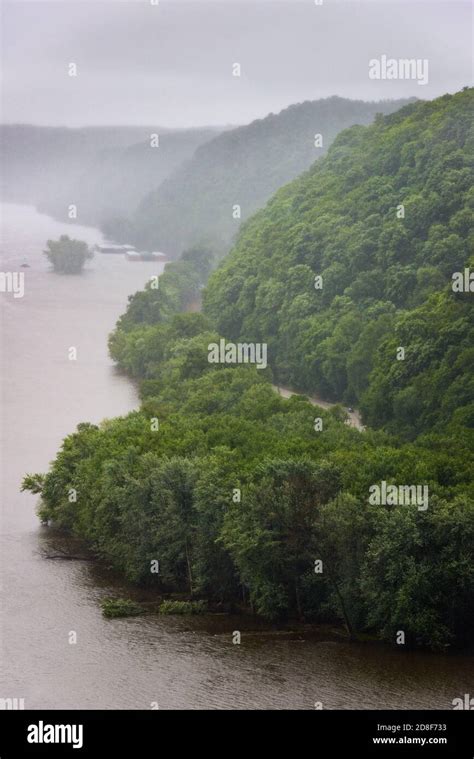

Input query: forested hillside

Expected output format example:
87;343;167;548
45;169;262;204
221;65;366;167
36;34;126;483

24;90;474;650
1;124;220;229
204;88;474;439
24;303;474;649
125;97;413;257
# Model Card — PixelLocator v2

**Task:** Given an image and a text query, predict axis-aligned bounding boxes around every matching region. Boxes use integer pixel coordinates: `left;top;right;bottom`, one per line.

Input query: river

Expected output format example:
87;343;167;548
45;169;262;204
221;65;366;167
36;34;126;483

1;202;472;710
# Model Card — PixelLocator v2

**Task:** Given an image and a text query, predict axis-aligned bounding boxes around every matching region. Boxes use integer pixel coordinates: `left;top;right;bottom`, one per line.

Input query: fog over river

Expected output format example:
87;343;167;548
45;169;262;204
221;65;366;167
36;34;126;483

1;203;472;710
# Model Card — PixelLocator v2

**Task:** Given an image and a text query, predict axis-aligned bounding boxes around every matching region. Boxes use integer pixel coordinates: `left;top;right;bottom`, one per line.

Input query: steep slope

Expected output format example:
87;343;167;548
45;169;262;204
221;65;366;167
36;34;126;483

24;91;474;648
0;124;221;229
204;88;474;438
128;97;413;257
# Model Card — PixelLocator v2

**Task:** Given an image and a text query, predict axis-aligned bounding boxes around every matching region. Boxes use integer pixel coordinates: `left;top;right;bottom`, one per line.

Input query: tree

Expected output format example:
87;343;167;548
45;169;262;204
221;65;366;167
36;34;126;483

221;459;342;621
44;235;93;274
360;495;474;649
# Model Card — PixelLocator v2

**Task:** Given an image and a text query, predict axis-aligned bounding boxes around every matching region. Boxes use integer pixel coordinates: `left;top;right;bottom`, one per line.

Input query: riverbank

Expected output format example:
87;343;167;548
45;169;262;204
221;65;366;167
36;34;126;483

4;202;474;710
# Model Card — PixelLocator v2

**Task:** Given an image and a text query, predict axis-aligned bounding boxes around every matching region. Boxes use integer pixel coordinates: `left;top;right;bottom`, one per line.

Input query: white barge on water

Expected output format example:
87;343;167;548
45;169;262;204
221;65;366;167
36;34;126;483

125;250;168;262
96;243;136;254
96;242;168;262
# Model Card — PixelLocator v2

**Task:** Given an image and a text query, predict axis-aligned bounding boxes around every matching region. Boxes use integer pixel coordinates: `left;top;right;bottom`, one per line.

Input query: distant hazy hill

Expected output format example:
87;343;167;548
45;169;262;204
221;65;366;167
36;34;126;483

0;124;222;229
124;97;414;257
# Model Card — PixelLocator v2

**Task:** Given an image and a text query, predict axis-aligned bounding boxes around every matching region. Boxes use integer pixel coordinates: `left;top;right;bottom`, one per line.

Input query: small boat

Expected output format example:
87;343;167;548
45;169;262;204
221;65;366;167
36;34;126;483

20;259;30;268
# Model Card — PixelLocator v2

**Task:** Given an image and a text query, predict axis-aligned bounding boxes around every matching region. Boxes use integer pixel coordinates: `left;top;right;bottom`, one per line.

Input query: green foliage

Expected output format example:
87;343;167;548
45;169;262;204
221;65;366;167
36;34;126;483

21;473;45;494
44;235;93;274
360;292;474;437
159;600;206;615
111;246;213;338
220;459;343;621
360;495;474;649
24;90;474;650
124;97;412;257
204;89;474;438
23;325;474;647
101;598;144;618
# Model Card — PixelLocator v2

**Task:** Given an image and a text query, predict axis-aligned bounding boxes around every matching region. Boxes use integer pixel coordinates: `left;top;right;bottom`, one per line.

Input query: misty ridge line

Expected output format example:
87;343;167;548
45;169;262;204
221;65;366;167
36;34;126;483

1;95;416;258
0;96;414;132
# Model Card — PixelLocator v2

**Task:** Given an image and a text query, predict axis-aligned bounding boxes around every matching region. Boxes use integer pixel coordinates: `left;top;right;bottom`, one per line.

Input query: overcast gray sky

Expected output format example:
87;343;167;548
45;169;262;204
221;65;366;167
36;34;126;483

1;0;472;127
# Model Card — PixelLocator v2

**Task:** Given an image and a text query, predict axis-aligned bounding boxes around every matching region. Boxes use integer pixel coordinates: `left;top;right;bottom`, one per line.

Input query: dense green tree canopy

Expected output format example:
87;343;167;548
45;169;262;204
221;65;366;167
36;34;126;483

204;89;474;439
43;235;93;274
125;97;412;257
24;89;474;650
